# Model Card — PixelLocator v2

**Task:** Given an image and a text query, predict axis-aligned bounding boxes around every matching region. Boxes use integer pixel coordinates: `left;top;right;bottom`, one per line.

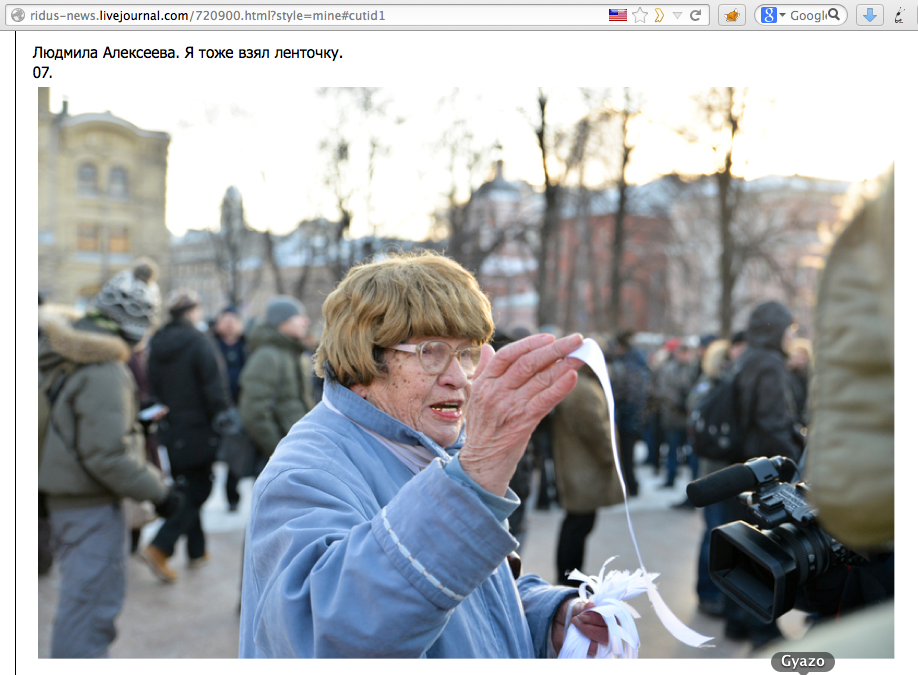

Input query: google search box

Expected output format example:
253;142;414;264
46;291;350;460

754;5;847;25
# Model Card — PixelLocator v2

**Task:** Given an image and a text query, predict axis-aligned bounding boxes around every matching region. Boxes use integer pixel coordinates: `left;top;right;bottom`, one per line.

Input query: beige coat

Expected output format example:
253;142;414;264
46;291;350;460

551;369;625;514
808;170;894;552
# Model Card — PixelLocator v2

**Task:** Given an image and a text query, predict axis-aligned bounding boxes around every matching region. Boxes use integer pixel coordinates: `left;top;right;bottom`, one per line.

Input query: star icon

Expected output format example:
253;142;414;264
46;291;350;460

634;7;648;23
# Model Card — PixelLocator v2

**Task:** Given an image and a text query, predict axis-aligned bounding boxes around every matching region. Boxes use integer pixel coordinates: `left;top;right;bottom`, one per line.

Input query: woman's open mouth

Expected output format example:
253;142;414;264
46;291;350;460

429;401;463;420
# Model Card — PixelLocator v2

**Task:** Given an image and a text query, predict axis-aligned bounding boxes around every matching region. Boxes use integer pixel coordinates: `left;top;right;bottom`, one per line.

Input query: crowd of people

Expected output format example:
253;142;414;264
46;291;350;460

38;268;317;657
38;169;892;658
494;311;811;638
34;258;815;658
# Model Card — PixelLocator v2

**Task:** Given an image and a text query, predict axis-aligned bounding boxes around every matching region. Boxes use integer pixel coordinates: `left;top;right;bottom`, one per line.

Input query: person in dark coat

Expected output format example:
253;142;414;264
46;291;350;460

685;339;733;617
730;329;747;363
723;300;804;647
640;347;668;472
734;301;804;464
142;289;233;582
609;330;651;497
126;348;165;553
211;305;247;511
657;340;698;487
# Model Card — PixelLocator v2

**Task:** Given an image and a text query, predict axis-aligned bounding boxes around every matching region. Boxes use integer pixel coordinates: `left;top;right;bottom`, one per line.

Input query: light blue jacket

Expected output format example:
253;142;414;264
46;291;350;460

239;380;576;657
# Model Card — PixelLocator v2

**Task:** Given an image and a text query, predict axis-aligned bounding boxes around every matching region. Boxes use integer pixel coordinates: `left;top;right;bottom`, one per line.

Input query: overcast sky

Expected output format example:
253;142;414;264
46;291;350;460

48;85;894;239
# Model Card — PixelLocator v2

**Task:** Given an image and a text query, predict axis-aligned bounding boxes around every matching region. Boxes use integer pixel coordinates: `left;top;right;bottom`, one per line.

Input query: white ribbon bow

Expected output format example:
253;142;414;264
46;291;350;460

559;556;657;659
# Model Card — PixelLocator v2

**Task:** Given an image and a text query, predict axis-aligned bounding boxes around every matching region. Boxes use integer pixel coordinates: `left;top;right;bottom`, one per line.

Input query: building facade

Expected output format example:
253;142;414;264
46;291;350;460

167;164;850;343
37;88;171;307
469;162;541;333
169;215;440;334
555;181;677;336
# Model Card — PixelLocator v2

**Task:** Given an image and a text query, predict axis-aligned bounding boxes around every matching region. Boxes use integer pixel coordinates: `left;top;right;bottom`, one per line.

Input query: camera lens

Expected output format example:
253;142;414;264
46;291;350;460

711;519;846;622
762;523;836;585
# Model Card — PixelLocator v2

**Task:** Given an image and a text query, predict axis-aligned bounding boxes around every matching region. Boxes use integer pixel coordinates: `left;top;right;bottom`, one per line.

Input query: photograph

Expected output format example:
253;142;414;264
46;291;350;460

14;10;906;667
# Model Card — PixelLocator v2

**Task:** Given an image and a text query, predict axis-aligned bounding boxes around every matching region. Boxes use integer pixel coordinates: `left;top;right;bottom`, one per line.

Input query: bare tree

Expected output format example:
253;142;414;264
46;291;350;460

695;87;747;335
319;137;355;282
263;229;285;294
318;88;404;278
668;88;840;334
210;186;262;307
429;93;507;273
531;89;594;328
562;164;591;333
608;88;637;331
542;88;639;334
668;170;829;335
290;218;338;301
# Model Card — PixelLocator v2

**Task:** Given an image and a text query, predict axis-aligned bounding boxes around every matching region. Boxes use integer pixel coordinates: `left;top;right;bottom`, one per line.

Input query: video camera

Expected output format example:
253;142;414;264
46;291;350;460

686;457;866;623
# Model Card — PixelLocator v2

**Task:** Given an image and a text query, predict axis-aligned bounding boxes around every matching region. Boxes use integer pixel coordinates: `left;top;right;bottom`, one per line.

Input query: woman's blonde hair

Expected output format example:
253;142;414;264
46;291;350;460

701;339;731;378
314;251;494;386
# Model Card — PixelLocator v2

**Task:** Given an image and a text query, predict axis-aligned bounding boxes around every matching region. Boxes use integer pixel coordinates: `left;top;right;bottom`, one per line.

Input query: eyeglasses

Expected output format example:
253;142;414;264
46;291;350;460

388;341;482;376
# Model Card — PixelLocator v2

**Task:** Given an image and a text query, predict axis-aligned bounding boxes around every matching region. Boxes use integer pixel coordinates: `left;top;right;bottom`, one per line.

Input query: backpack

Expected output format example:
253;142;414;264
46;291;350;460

38;361;78;464
688;368;744;462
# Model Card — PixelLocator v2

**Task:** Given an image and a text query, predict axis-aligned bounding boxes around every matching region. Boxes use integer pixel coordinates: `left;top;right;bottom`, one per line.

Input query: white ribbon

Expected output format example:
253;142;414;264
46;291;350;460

560;338;714;656
558;556;656;659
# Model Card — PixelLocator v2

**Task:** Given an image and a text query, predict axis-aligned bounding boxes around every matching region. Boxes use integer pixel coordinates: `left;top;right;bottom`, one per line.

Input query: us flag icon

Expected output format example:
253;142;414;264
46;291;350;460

609;8;627;20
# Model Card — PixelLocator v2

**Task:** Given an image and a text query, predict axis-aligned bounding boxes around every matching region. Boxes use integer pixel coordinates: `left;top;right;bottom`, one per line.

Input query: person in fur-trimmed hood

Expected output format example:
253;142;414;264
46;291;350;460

38;259;182;658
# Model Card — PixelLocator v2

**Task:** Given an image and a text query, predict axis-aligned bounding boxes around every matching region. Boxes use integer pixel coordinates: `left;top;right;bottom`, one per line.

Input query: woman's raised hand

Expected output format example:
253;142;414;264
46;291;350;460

460;333;584;495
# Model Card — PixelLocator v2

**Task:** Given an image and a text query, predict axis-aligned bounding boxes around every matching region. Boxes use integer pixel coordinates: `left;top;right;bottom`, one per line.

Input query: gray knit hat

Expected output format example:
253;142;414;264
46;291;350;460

266;295;305;327
92;259;162;343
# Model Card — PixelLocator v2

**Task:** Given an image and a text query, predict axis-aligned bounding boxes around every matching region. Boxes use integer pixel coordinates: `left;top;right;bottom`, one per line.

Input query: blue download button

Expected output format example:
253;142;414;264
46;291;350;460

856;5;884;24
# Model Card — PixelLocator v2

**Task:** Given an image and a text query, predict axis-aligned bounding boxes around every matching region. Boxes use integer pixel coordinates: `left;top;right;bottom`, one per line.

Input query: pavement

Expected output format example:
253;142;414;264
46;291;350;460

36;454;809;659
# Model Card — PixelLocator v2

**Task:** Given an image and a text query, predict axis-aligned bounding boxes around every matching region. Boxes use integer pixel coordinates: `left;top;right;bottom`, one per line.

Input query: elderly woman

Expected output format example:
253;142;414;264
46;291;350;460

239;252;608;658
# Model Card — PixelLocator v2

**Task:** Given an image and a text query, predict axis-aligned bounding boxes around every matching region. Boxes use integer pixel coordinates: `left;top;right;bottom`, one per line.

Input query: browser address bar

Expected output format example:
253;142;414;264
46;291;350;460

7;4;711;27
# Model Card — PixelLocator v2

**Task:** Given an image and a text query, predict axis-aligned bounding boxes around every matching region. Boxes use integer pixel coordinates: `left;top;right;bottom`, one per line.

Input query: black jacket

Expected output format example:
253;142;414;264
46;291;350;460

148;317;231;474
734;301;802;462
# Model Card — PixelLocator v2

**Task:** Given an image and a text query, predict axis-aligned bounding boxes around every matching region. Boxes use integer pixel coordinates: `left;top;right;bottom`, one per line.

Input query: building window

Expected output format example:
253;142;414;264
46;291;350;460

108;227;131;254
76;225;100;251
77;162;98;195
108;167;129;199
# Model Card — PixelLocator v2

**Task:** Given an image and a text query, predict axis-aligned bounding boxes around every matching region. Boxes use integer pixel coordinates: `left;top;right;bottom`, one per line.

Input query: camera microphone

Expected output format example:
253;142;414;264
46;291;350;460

686;456;797;507
686;464;756;507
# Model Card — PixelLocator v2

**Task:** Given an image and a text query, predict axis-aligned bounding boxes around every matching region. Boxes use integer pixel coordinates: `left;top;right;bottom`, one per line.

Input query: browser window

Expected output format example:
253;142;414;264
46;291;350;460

14;0;909;666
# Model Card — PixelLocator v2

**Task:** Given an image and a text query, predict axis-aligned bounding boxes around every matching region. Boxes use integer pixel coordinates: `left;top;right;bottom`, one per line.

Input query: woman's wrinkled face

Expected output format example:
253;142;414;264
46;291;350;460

351;336;473;448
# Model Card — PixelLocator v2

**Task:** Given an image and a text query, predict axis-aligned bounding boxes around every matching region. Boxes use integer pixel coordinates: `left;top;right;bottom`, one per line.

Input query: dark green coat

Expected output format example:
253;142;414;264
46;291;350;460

238;323;314;457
